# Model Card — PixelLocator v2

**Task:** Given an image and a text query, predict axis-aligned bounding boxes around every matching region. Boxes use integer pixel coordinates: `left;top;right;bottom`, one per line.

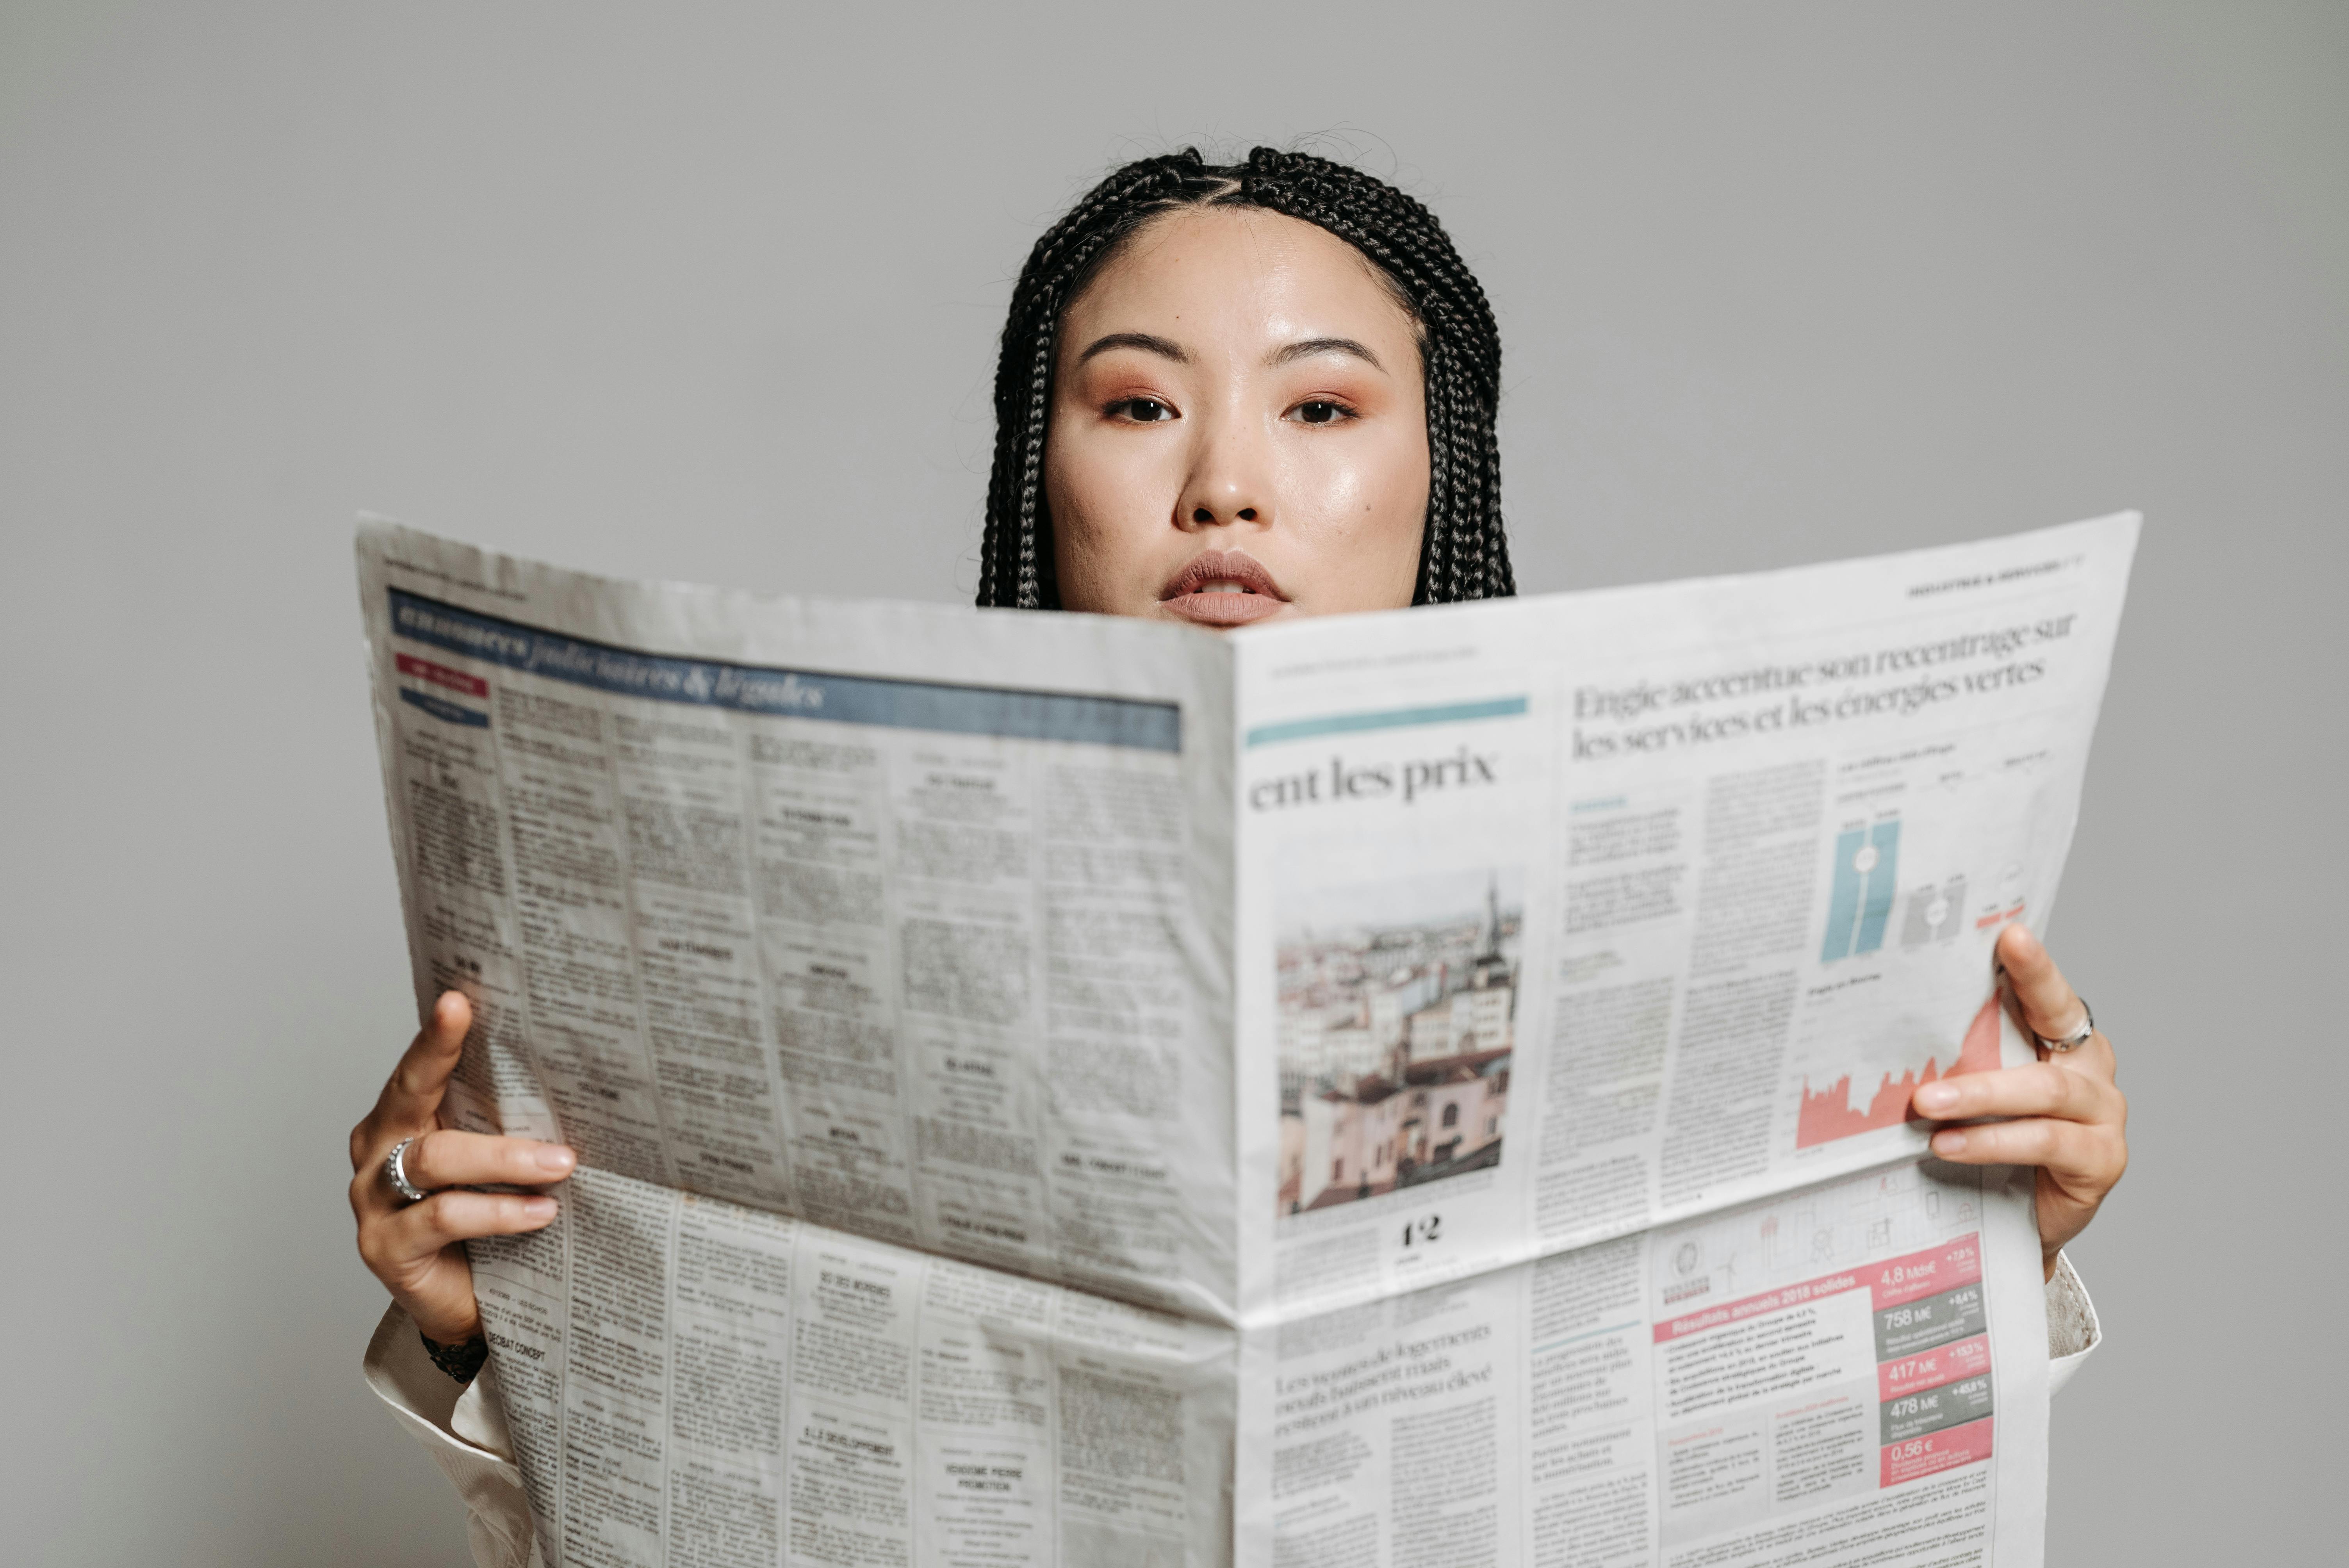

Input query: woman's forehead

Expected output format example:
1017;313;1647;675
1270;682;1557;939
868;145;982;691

1065;206;1416;351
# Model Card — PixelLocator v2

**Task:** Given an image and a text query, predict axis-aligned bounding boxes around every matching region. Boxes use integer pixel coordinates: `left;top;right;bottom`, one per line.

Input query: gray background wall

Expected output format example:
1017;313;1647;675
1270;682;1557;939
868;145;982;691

2;3;2340;1563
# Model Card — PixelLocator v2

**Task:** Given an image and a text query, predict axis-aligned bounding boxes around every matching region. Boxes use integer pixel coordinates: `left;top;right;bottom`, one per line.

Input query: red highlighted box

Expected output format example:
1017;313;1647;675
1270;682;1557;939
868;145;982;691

397;653;488;698
1652;1234;1986;1347
1654;1267;1864;1343
1871;1237;1982;1311
1881;1415;1994;1487
1879;1333;1991;1401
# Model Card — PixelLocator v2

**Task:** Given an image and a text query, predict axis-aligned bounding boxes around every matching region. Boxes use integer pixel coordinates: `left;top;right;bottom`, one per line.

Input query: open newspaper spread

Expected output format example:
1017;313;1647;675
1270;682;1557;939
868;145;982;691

358;511;2137;1568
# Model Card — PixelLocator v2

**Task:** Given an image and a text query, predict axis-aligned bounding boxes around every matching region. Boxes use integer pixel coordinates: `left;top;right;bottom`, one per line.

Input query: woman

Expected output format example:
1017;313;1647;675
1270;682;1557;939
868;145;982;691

352;149;2126;1565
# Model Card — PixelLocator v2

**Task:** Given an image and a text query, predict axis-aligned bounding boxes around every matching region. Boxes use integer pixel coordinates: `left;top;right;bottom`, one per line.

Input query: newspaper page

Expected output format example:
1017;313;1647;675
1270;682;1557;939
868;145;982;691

359;511;2135;1567
1244;1161;2046;1568
1230;512;2133;1566
467;1164;1237;1568
356;521;1244;1327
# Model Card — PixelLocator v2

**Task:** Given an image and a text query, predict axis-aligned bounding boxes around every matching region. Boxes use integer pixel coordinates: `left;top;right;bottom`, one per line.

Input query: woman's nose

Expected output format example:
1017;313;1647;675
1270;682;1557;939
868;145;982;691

1175;424;1273;531
1185;494;1260;527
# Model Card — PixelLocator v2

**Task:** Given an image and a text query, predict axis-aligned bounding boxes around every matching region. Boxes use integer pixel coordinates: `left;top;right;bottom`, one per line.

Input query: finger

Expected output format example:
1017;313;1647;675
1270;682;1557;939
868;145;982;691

403;1129;577;1191
1912;1060;2120;1125
375;1189;560;1267
1927;1115;2124;1181
1995;924;2088;1041
361;992;472;1148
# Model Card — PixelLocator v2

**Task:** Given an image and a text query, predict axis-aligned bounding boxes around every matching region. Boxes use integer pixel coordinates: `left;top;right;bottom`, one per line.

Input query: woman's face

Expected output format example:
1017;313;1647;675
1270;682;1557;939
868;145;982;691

1044;206;1430;627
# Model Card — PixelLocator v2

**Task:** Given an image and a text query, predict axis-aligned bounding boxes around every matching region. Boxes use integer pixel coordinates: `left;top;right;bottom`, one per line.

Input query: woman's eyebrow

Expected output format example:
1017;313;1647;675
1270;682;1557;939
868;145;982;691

1076;331;1191;365
1269;336;1386;371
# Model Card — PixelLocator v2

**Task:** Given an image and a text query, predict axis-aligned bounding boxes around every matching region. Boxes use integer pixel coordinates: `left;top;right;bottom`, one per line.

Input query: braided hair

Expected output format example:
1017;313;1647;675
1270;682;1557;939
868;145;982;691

977;147;1513;609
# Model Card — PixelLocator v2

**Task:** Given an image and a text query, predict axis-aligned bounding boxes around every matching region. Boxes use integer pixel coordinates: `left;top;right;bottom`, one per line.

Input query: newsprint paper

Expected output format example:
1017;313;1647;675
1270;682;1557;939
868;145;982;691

358;511;2137;1568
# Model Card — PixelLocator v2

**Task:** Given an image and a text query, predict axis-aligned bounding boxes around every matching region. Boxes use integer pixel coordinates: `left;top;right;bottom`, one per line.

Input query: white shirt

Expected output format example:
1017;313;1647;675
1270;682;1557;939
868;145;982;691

364;1255;2102;1568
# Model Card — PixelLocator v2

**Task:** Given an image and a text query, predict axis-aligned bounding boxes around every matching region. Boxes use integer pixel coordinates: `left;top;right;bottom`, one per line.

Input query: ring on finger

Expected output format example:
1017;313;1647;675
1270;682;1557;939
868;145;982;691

385;1135;431;1203
2035;998;2095;1054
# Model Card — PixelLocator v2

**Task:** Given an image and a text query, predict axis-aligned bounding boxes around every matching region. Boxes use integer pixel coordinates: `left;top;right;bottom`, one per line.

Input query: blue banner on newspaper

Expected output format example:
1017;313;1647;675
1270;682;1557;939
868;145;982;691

388;589;1180;753
398;687;490;727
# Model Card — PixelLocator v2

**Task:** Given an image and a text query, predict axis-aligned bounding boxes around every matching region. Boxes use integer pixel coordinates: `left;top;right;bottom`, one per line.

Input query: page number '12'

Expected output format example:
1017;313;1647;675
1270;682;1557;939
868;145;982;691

1401;1213;1443;1248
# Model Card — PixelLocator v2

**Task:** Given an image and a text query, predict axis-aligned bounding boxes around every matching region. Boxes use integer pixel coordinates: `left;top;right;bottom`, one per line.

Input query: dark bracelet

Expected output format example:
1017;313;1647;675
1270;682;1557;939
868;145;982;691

421;1330;490;1385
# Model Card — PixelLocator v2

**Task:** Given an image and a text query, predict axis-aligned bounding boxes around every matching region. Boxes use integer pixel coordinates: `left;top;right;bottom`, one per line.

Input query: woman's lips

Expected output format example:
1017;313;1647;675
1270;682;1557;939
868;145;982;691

1159;550;1289;626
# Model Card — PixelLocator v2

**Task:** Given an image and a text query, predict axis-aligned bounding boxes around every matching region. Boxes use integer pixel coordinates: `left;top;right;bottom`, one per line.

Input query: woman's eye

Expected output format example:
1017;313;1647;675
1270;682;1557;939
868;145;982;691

1290;400;1352;425
1112;397;1175;422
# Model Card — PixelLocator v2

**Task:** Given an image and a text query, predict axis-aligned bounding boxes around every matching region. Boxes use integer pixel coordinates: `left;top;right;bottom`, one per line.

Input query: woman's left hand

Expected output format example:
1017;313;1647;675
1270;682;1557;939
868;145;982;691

1912;923;2128;1279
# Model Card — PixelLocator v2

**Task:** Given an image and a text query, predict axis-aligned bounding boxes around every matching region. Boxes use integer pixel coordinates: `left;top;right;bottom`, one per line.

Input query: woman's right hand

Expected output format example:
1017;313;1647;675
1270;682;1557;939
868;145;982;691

348;991;576;1345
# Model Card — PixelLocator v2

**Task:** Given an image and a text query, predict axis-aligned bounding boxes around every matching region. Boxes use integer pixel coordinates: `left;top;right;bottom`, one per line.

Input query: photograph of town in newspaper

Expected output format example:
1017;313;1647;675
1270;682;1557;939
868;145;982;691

1276;867;1522;1219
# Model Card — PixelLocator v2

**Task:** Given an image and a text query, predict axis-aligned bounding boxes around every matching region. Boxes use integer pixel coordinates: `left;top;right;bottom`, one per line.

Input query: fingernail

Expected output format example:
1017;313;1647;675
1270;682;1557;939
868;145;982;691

2008;925;2042;959
1932;1130;1966;1155
523;1196;558;1221
1915;1084;1956;1114
534;1146;576;1175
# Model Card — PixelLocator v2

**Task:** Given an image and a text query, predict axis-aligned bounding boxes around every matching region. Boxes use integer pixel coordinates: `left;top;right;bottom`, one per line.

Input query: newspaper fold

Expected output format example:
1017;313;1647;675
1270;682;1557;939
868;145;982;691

360;510;2137;1567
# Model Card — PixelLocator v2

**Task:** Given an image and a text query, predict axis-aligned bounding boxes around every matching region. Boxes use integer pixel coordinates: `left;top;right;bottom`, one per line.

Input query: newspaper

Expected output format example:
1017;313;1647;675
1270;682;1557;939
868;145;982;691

358;510;2136;1567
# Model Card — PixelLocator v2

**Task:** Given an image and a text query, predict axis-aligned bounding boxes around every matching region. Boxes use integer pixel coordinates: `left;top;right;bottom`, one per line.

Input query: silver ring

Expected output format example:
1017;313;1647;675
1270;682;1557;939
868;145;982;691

2035;998;2095;1053
385;1135;430;1203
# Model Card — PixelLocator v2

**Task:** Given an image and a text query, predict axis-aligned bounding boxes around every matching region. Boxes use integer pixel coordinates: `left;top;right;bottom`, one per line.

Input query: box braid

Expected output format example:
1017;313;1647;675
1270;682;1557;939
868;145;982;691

978;147;1513;609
